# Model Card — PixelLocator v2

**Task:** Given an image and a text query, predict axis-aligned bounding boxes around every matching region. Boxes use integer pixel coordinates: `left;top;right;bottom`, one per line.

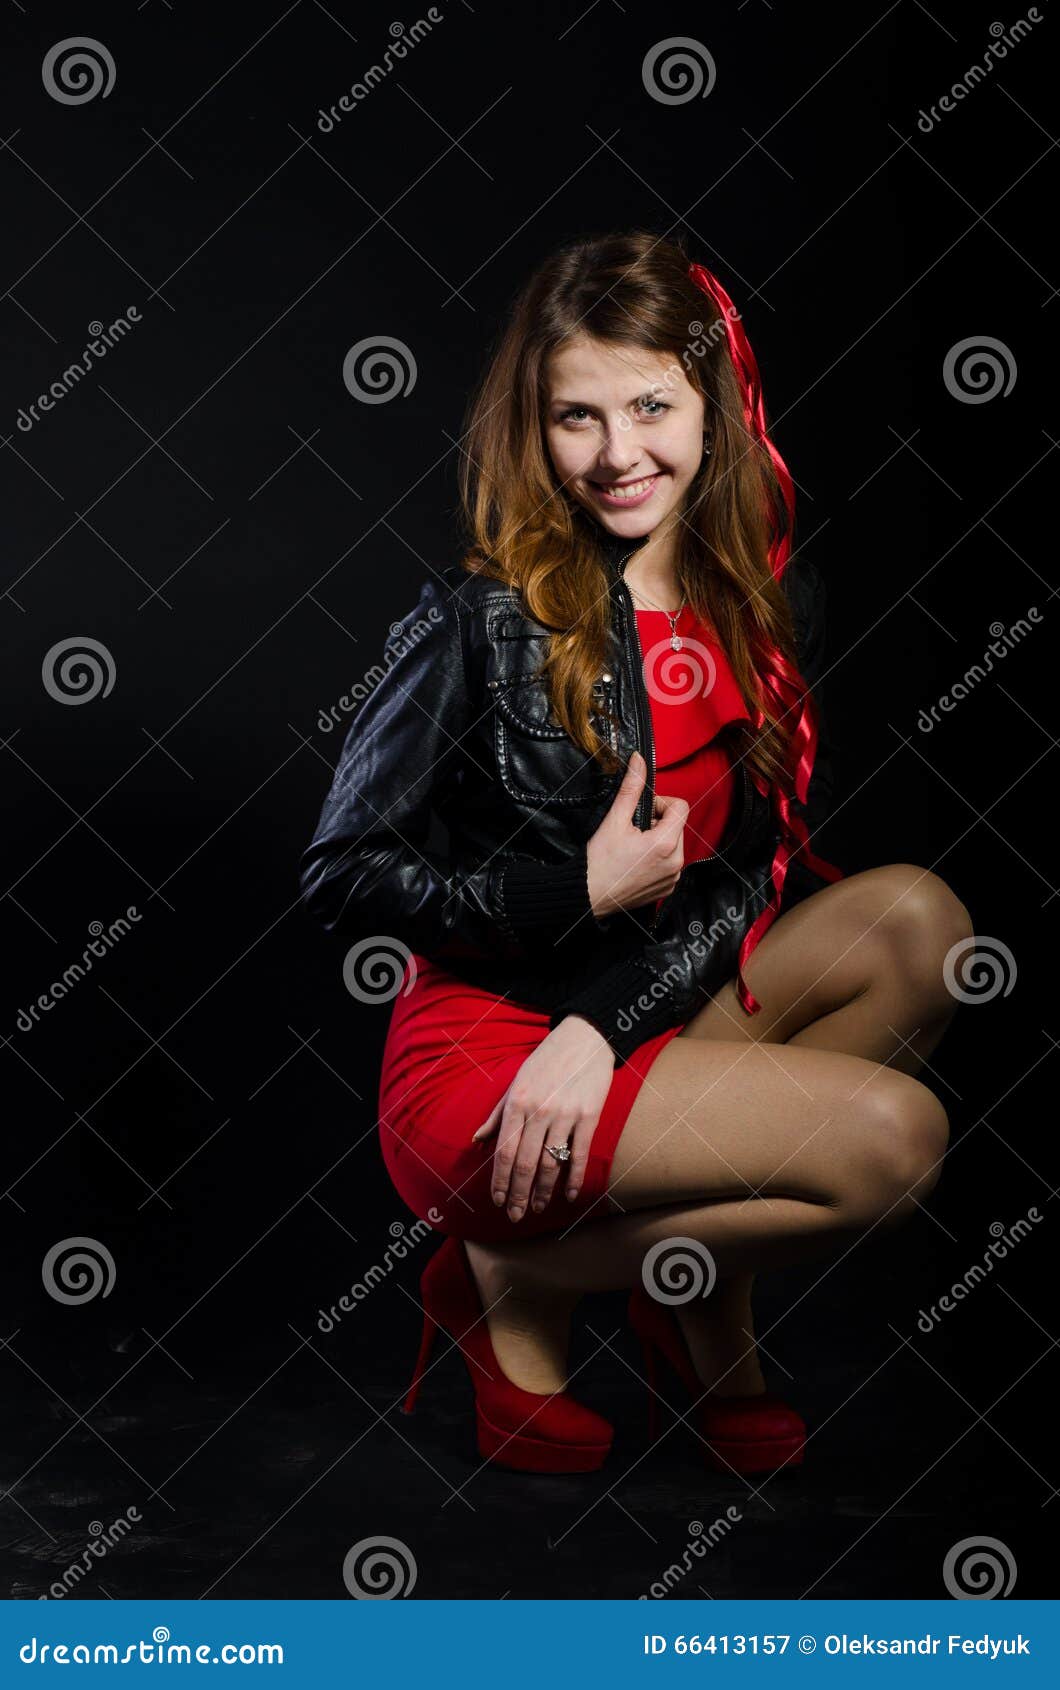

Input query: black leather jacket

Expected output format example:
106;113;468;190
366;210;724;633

298;533;839;1064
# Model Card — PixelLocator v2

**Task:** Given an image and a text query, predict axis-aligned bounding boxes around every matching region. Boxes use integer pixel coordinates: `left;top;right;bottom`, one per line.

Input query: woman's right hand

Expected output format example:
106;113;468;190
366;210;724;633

586;750;688;919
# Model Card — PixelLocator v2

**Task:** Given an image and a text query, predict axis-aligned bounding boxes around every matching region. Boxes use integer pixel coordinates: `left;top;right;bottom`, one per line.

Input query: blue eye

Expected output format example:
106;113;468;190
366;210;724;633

557;397;671;425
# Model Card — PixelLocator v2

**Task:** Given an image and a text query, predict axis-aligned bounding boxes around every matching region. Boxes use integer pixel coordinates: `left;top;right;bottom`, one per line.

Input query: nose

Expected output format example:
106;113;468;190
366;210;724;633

592;419;645;478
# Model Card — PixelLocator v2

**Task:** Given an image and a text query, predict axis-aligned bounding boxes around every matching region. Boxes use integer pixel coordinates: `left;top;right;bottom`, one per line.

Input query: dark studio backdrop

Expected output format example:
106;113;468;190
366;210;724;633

1;0;1055;1603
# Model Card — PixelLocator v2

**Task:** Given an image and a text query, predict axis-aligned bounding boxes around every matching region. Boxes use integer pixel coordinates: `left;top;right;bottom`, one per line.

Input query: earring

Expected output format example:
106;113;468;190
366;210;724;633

702;432;713;458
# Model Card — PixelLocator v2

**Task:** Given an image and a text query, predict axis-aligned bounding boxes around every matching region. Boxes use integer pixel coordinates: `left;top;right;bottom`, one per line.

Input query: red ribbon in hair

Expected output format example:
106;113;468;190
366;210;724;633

687;260;844;1014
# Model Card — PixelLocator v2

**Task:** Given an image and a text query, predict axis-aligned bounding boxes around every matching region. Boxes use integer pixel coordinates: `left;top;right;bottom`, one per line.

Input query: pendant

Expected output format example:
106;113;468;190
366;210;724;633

670;633;682;651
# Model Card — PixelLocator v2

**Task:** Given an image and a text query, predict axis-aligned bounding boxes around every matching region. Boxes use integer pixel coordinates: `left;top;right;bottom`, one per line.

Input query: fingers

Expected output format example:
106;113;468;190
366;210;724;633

489;1098;524;1207
529;1115;596;1211
607;748;647;825
490;1095;543;1215
527;1129;570;1213
471;1090;507;1143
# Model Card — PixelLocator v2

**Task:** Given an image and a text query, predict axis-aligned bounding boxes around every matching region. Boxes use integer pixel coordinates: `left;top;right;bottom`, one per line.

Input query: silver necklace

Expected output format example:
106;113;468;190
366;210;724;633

620;553;687;651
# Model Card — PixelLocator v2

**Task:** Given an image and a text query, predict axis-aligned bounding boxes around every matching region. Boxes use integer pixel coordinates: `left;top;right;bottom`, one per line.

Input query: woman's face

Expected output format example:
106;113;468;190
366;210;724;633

543;334;707;542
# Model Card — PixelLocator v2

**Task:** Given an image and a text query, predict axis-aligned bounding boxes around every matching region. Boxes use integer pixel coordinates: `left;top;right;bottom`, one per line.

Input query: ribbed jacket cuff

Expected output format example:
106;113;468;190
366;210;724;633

496;849;597;947
548;952;679;1068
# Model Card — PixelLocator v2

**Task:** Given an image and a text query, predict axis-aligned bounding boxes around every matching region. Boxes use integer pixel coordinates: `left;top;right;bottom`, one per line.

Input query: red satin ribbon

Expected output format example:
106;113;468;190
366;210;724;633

688;260;844;1014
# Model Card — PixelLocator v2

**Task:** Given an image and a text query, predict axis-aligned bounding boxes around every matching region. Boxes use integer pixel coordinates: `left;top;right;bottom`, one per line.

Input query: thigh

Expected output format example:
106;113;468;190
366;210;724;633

608;1031;936;1213
677;863;969;1047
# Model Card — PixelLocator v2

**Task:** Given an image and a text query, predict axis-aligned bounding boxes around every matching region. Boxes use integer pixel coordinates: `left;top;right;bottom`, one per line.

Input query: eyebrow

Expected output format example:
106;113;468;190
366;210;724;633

549;389;670;408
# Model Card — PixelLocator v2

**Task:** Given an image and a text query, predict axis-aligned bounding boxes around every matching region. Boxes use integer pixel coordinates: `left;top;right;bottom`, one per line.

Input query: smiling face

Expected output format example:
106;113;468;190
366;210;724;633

543;334;707;542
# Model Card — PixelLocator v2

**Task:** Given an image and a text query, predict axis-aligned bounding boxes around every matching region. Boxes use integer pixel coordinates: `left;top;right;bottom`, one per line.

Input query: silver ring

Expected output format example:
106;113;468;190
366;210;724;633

545;1142;572;1164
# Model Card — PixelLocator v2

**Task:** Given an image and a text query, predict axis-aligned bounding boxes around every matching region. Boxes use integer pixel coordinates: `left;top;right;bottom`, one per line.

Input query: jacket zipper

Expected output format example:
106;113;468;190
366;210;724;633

610;569;666;931
610;568;757;934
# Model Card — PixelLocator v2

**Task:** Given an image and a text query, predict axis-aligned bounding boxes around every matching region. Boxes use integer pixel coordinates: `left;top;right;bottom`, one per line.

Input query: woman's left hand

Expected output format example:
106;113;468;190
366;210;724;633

471;1016;616;1221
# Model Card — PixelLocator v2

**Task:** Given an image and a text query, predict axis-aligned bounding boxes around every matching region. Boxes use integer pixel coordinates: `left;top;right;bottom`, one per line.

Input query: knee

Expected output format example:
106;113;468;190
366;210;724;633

871;865;975;1012
842;1076;950;1232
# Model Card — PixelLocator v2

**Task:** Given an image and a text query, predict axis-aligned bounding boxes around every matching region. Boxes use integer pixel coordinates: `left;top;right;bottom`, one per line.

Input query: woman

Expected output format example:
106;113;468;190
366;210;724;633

298;231;973;1478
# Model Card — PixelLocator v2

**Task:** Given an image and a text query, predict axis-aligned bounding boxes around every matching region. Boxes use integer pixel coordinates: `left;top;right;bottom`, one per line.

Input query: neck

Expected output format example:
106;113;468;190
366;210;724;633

598;520;681;602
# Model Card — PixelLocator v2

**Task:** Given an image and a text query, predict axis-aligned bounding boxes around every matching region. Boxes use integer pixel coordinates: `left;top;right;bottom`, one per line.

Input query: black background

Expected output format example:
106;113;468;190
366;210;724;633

1;0;1055;1600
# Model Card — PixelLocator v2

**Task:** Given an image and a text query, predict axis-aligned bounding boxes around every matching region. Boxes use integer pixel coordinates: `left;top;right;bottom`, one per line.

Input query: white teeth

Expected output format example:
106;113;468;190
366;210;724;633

598;475;657;499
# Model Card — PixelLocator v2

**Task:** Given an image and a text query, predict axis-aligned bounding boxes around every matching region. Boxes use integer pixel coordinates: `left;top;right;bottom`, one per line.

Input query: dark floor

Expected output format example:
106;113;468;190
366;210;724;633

3;1224;1052;1601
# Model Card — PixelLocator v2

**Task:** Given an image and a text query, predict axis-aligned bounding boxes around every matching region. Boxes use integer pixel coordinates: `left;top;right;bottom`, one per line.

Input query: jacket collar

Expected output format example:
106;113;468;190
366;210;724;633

596;525;652;581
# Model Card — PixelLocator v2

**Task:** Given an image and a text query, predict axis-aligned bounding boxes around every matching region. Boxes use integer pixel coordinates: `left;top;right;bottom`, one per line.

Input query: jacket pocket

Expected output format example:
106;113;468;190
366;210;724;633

487;629;618;806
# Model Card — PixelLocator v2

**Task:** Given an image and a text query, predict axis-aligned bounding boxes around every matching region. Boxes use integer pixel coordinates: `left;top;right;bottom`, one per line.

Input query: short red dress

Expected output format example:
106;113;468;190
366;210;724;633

377;605;752;1244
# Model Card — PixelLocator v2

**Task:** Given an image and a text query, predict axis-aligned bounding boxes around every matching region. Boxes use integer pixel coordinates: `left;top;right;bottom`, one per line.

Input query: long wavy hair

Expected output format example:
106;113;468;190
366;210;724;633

455;228;806;795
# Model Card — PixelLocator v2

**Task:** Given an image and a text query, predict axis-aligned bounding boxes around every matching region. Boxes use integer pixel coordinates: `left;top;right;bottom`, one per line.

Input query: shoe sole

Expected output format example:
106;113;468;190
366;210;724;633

475;1405;612;1474
703;1434;805;1474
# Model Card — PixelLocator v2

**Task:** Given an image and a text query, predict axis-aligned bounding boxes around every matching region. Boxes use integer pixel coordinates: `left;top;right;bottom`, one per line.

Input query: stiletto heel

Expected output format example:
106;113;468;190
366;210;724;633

628;1283;806;1474
402;1310;438;1415
404;1236;614;1473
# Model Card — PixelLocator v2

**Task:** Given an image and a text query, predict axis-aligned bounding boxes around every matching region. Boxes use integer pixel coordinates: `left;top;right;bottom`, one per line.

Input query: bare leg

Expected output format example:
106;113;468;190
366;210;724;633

663;863;972;1391
466;864;972;1394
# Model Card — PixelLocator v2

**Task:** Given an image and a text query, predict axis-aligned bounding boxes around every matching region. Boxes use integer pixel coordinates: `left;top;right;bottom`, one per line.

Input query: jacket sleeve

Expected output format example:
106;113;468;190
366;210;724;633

297;574;599;959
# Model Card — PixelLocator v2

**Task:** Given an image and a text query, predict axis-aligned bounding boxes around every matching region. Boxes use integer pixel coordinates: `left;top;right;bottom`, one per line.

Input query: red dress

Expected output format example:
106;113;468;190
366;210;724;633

377;606;751;1244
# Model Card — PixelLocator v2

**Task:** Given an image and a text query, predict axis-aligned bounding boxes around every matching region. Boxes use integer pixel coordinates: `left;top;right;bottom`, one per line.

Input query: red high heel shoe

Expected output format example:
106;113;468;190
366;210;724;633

403;1236;614;1474
627;1283;806;1474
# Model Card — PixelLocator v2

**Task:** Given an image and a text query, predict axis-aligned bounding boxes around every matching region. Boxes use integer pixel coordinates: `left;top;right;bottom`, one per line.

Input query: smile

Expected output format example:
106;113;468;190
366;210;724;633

590;473;662;506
